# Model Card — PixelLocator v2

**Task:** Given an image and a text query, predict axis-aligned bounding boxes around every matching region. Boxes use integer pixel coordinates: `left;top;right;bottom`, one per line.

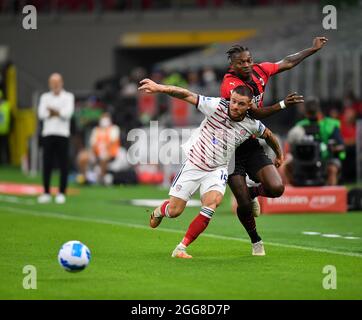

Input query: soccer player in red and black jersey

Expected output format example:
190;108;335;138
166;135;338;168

221;37;328;255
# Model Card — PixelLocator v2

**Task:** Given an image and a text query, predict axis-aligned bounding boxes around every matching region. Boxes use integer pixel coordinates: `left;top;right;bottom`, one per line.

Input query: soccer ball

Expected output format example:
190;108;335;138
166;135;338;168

58;240;91;272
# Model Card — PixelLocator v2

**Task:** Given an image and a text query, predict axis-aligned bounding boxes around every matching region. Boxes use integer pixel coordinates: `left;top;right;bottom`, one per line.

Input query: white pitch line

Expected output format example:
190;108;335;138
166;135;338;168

0;195;36;205
1;205;362;258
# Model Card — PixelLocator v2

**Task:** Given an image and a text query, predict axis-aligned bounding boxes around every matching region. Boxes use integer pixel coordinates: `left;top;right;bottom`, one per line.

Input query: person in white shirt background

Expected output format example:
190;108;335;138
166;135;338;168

37;73;74;204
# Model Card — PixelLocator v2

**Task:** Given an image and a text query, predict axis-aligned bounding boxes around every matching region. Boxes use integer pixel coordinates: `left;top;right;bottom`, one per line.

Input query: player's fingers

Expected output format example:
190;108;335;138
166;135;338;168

138;85;150;92
294;96;304;101
139;78;150;85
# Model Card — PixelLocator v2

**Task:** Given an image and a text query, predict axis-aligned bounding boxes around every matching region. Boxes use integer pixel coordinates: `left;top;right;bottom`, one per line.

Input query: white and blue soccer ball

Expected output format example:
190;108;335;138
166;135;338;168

58;240;91;272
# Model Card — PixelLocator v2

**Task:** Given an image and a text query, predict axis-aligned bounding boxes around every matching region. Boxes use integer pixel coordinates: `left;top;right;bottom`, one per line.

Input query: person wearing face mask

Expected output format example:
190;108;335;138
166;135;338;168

37;73;74;204
279;97;345;186
77;112;120;184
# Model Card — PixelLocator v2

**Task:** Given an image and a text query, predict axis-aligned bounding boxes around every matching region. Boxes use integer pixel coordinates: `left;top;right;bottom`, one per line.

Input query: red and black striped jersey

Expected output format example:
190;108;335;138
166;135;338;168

220;62;279;108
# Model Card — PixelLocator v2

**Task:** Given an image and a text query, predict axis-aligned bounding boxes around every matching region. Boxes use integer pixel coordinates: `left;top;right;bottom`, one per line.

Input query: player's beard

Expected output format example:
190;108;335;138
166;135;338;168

228;108;245;122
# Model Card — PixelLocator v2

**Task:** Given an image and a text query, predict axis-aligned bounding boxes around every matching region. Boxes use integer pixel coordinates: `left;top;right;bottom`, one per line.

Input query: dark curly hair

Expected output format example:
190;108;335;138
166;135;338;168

226;45;249;61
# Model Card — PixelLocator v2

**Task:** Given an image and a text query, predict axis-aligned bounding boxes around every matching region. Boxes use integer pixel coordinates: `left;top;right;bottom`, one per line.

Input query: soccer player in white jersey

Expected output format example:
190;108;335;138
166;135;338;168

138;78;284;259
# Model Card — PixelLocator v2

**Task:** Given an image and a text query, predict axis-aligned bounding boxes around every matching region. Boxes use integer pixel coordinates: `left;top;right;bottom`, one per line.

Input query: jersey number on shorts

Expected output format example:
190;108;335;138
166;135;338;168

220;170;228;186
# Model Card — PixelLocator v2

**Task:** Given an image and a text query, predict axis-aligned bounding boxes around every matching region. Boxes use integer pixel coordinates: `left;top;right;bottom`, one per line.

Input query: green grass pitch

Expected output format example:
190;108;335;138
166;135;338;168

0;167;362;299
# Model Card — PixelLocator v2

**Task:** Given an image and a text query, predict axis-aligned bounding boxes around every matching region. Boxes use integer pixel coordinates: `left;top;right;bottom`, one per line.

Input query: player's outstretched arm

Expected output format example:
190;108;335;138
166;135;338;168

276;37;328;73
138;78;198;105
249;93;304;120
261;128;284;168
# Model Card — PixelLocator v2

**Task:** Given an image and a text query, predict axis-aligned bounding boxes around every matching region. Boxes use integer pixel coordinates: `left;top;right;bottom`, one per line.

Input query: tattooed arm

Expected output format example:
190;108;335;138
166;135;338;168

276;37;328;73
261;128;284;168
138;78;198;105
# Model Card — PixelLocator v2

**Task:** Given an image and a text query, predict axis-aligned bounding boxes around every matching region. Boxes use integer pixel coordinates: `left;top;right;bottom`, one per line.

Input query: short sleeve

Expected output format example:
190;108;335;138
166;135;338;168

259;62;279;77
220;80;235;99
196;95;221;117
254;120;266;138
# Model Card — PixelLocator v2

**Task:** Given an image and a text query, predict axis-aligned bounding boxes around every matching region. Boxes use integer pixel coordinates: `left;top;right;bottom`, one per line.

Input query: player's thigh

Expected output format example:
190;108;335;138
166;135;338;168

199;167;228;209
255;164;284;197
227;174;251;207
245;142;273;182
169;161;202;202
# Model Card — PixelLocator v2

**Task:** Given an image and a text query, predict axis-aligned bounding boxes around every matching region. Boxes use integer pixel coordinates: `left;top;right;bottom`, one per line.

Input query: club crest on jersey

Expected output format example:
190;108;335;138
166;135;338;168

240;129;247;136
212;137;219;145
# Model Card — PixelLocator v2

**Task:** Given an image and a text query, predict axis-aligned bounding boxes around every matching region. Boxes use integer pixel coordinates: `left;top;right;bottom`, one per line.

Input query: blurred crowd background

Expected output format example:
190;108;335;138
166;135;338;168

0;0;361;187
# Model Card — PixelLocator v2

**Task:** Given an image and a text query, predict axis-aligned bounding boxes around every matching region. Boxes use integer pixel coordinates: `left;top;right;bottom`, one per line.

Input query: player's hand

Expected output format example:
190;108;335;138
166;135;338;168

48;107;60;117
312;36;328;51
138;78;162;94
274;156;284;168
284;93;304;108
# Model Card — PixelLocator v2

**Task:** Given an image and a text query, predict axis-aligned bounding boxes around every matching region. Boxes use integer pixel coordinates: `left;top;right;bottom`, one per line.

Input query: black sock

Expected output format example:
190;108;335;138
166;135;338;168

248;229;262;244
248;186;257;199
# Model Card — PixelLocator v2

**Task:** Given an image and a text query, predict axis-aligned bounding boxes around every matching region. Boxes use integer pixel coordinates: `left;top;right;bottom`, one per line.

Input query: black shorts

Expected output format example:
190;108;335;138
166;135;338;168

229;138;273;182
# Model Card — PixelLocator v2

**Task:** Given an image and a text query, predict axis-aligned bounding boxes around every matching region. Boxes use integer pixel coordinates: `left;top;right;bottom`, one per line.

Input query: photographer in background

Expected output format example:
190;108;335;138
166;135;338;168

76;112;121;185
279;97;345;186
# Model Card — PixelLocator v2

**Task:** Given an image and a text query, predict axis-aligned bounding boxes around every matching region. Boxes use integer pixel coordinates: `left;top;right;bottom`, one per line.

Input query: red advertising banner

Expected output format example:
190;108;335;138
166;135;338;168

259;186;347;214
0;183;79;196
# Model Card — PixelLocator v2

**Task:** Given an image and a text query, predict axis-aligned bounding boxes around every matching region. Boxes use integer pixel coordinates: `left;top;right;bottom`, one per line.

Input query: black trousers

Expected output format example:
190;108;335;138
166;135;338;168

0;134;9;164
42;135;69;194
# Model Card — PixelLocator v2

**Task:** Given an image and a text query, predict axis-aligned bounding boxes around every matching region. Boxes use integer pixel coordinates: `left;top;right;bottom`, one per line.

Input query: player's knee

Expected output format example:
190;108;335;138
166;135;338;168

202;191;224;210
167;203;184;217
268;182;285;198
214;193;224;208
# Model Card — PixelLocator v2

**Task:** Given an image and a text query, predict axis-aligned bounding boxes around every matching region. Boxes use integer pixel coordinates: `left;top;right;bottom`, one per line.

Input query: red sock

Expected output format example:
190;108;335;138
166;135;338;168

160;200;170;217
181;207;214;247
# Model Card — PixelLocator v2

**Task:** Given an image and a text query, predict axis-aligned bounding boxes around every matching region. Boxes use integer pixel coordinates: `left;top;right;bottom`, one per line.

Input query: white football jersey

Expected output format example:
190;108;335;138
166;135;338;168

183;95;266;171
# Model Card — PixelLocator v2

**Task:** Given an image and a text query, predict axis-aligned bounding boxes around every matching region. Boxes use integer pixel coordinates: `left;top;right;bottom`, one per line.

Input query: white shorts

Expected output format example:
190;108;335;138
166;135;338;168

169;160;228;202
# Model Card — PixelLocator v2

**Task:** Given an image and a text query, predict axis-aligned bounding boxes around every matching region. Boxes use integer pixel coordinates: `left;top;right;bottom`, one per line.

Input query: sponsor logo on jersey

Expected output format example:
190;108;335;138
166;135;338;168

252;93;264;106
